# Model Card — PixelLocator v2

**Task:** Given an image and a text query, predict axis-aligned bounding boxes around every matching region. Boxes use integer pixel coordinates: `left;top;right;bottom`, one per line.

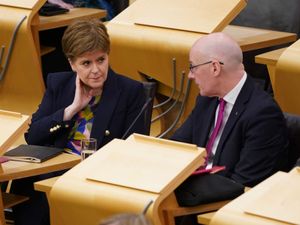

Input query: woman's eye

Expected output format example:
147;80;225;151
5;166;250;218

98;57;105;63
82;61;90;66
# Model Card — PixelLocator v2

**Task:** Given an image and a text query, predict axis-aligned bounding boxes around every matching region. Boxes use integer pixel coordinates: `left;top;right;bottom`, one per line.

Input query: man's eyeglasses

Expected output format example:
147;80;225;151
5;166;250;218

189;61;224;73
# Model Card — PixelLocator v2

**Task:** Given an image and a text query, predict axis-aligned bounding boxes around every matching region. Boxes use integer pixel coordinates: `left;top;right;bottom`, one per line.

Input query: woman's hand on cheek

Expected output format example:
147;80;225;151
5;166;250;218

63;75;93;121
73;75;93;110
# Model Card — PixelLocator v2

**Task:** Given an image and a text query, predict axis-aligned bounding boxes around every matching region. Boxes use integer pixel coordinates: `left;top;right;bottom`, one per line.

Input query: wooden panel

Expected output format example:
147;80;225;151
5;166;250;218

34;176;58;194
224;26;296;52
275;40;300;114
0;110;29;155
40;45;56;56
244;169;300;224
0;5;45;115
255;48;286;66
0;0;45;9
255;47;286;88
210;170;299;225
2;192;29;209
49;134;205;225
87;135;204;193
0;153;80;182
197;212;215;225
36;8;106;31
133;0;246;33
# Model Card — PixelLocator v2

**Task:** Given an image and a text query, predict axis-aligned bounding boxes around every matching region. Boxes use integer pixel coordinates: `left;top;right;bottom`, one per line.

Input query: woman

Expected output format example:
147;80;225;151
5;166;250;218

11;19;147;225
26;19;147;154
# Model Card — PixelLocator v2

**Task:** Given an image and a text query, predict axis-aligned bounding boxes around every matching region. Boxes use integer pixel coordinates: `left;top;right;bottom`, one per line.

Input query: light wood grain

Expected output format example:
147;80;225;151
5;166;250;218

255;48;286;66
197;212;215;225
2;192;29;209
0;0;45;9
133;0;246;33
0;153;80;182
36;8;106;31
244;170;300;224
255;47;287;88
210;169;300;225
274;40;300;115
48;134;205;225
0;112;29;155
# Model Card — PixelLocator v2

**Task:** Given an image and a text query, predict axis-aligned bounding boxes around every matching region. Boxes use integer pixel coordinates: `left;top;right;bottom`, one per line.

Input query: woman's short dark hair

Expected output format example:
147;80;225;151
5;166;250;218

62;18;110;61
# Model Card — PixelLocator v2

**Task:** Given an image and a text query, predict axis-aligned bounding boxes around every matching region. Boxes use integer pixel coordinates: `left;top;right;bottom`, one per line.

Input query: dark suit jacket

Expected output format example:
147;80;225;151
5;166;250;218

171;76;288;187
25;69;147;149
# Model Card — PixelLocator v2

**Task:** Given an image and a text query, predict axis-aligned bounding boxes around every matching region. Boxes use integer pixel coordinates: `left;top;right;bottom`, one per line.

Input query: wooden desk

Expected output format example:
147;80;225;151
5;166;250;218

255;47;286;88
210;168;300;225
0;153;80;225
37;8;106;31
0;110;29;155
36;134;205;225
224;26;295;52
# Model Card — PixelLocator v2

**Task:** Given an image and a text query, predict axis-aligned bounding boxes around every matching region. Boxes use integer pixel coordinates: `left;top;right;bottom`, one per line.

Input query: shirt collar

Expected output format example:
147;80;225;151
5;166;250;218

223;72;247;105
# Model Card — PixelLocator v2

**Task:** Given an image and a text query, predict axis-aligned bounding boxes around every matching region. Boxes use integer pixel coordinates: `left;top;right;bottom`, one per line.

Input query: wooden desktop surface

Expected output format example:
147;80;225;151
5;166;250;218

255;47;286;88
210;168;300;225
224;26;295;52
0;110;29;155
0;152;80;225
33;7;106;31
0;153;80;182
46;134;205;225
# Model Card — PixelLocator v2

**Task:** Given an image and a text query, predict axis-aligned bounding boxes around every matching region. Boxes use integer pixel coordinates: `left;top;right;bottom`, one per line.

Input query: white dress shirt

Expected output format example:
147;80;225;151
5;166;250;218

206;72;247;169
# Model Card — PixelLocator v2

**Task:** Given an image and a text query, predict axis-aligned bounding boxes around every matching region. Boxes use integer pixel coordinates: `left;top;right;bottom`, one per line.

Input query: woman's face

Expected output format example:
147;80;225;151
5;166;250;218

69;49;109;90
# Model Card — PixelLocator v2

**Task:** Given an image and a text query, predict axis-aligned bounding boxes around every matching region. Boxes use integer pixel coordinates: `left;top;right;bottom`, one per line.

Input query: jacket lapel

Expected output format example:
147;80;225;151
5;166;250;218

214;76;254;162
91;69;121;148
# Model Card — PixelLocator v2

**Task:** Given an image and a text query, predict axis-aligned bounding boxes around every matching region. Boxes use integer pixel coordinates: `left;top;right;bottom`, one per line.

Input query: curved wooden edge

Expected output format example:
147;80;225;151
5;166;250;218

0;0;45;10
157;192;230;225
0;3;45;114
274;40;300;114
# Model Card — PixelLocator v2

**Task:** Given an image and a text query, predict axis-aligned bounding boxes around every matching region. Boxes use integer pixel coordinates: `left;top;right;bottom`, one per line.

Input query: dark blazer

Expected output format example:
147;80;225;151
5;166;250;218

171;76;288;187
25;68;147;149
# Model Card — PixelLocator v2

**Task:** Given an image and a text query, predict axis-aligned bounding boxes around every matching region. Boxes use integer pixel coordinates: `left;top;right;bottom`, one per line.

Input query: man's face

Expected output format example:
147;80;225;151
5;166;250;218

188;50;215;97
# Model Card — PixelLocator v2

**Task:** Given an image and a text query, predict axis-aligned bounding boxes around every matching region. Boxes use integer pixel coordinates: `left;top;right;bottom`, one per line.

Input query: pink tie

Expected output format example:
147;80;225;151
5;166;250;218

204;98;226;166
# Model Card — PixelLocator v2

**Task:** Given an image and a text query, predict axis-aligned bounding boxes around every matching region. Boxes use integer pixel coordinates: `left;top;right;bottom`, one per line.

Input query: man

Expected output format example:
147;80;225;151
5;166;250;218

171;32;288;187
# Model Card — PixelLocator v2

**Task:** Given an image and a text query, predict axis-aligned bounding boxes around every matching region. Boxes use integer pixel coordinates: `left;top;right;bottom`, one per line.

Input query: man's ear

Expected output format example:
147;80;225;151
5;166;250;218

212;61;222;76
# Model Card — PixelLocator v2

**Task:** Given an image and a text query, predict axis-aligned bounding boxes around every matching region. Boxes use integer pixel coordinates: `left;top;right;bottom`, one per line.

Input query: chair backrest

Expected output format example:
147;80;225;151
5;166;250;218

142;81;156;135
284;113;300;170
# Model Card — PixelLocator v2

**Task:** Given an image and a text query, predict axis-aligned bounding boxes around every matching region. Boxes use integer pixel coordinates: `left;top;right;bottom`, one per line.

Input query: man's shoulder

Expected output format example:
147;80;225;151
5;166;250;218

250;86;280;108
195;95;217;106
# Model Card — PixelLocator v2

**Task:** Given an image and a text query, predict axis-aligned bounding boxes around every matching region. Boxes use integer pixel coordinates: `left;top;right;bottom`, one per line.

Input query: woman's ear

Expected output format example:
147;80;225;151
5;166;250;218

68;58;76;72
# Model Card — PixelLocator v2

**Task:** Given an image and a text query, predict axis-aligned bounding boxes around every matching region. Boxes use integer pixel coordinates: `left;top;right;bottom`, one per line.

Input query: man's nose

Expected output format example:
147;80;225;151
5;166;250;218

188;71;194;79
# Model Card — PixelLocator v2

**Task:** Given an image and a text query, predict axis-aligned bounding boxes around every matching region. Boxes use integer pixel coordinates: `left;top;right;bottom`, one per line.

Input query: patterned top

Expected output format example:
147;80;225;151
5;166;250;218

65;95;101;155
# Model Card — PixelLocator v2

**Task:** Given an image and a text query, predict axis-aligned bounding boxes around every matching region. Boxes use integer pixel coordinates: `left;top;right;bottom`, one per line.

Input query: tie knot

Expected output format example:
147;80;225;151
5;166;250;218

219;98;226;111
